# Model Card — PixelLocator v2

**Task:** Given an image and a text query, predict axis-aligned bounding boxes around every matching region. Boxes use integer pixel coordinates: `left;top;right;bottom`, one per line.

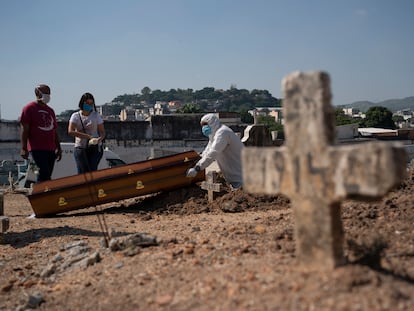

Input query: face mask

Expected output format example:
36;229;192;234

202;125;212;137
40;94;50;104
83;103;93;112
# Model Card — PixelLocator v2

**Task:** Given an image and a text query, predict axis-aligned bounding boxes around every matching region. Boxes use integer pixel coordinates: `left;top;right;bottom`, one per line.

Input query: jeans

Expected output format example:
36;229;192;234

31;150;56;182
74;147;103;174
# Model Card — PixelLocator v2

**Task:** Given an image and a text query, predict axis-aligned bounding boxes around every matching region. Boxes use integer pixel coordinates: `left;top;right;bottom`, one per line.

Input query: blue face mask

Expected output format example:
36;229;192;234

202;125;212;137
83;103;93;112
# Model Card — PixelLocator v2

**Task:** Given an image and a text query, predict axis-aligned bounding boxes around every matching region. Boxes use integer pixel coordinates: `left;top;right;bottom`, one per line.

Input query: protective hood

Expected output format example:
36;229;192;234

200;113;221;135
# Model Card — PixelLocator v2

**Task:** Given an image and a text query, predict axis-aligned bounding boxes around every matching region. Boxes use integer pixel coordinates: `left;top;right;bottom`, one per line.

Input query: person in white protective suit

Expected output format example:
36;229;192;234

186;113;244;189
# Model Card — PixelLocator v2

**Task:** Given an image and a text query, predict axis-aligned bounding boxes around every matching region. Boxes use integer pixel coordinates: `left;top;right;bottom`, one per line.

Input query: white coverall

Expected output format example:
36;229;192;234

195;114;244;189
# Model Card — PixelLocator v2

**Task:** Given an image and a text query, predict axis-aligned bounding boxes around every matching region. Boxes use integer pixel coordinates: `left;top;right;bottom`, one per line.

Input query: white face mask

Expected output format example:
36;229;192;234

40;93;51;104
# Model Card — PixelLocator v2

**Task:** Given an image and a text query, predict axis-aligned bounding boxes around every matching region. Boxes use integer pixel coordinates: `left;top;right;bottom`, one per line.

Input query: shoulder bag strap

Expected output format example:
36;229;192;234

78;112;86;132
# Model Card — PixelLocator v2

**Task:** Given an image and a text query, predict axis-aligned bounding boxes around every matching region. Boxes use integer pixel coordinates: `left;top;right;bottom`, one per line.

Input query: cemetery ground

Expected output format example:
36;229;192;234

1;170;413;311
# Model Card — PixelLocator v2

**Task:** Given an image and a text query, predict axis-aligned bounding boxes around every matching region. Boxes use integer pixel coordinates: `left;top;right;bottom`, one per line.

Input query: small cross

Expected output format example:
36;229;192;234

0;191;9;234
242;71;407;269
201;171;223;202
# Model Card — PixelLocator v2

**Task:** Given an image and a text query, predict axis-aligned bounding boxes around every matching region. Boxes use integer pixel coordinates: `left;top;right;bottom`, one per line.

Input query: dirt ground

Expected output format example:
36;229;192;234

1;167;414;311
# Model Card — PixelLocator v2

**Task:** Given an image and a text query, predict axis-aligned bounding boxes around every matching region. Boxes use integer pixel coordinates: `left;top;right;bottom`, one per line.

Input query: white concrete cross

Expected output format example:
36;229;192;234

242;71;407;269
201;171;223;202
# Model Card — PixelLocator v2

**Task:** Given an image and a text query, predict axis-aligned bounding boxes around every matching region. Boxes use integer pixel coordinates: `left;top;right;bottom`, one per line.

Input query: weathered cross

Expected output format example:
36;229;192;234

242;71;407;269
201;171;223;202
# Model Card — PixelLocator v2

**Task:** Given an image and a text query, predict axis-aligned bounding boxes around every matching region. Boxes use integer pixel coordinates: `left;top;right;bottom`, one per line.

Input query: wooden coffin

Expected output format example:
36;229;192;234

28;151;204;217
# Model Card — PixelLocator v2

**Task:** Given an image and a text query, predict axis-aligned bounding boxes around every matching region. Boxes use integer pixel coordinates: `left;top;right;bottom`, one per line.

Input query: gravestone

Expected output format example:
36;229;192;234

0;190;9;233
242;71;407;269
201;171;223;202
241;124;274;147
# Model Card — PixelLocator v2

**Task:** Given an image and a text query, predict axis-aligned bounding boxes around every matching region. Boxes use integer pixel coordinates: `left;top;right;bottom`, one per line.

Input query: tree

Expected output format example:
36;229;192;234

359;106;396;129
250;89;280;107
176;88;194;103
392;115;404;124
166;89;179;101
141;87;151;103
176;103;202;113
257;115;285;139
335;107;355;126
79;85;281;118
239;108;254;124
151;89;164;103
106;103;123;115
57;109;77;121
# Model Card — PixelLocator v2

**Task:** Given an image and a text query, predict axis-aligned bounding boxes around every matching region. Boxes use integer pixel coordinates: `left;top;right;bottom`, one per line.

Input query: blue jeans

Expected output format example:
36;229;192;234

74;147;103;174
31;150;56;182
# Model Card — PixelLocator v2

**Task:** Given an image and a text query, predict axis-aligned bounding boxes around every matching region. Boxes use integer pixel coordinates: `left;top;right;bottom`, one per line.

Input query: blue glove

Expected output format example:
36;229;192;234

186;167;198;178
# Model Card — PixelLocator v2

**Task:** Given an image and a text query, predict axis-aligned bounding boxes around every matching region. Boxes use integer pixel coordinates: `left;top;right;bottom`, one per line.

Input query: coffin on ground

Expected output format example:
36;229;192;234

29;151;204;217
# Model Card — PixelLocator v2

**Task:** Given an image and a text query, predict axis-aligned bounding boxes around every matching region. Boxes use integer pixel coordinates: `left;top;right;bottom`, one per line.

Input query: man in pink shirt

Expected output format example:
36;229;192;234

20;84;62;182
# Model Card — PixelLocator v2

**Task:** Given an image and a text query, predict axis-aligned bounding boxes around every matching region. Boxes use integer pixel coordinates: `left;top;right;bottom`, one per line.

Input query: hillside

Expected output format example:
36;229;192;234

340;96;414;112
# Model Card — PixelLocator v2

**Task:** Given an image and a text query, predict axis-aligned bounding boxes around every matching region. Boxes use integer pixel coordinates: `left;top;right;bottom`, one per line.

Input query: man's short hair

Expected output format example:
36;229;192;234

35;84;51;97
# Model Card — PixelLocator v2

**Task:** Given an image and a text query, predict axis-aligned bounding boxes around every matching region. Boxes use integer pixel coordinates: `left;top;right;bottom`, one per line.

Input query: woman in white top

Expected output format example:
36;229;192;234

68;92;105;173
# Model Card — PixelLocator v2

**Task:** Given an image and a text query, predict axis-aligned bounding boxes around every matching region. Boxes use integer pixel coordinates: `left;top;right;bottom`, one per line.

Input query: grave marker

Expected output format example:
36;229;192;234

242;71;407;268
241;124;274;147
0;190;9;233
201;171;223;202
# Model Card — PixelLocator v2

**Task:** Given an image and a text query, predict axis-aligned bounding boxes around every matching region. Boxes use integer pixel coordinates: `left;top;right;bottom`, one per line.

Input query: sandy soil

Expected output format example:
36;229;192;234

1;168;414;311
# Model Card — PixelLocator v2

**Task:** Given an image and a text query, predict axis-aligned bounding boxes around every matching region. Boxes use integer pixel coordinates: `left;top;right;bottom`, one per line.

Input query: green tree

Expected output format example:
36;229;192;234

176;88;194;103
166;88;179;101
257;115;285;139
57;109;77;121
141;87;151;103
106;86;280;114
196;87;223;101
392;115;404;123
335;107;355;126
250;89;280;107
392;115;407;128
151;89;165;103
112;94;140;105
176;103;203;113
360;106;396;129
239;108;254;124
106;103;123;115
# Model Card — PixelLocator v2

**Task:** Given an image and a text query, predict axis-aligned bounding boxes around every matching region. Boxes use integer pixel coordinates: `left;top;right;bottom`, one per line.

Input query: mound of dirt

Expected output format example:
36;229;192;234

0;170;413;310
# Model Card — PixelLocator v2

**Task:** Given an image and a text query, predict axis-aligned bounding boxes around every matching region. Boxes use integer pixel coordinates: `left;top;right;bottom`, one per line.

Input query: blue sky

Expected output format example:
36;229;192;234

0;0;413;120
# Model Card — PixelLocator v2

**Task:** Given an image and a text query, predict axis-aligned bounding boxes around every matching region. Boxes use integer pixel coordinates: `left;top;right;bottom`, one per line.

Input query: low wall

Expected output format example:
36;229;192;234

0;115;248;163
57;120;153;142
1;114;214;142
